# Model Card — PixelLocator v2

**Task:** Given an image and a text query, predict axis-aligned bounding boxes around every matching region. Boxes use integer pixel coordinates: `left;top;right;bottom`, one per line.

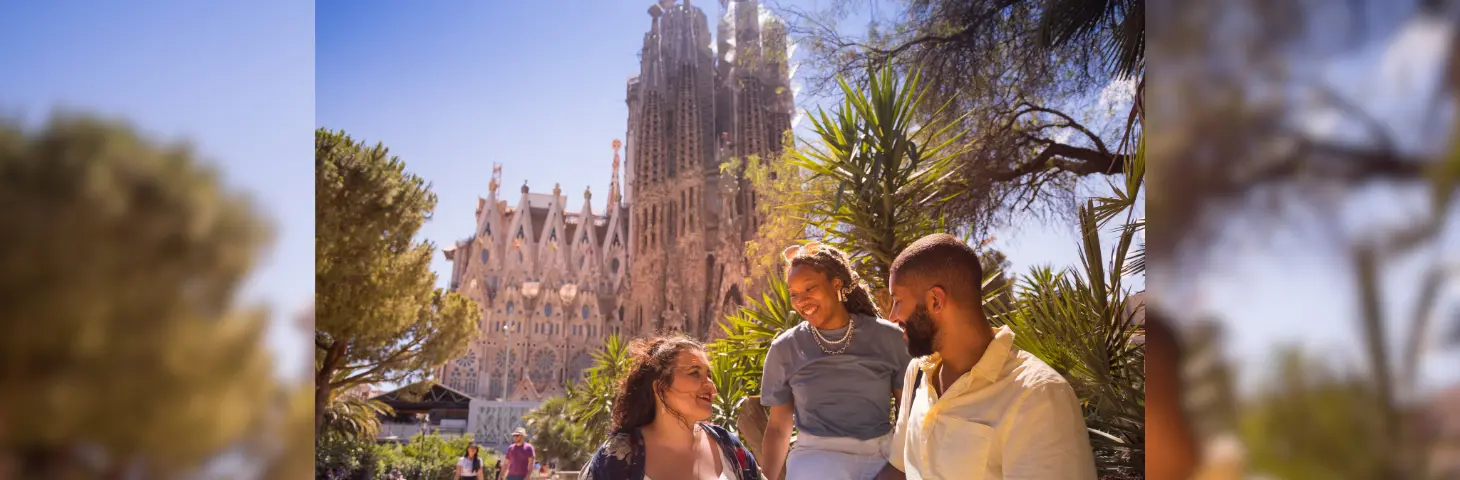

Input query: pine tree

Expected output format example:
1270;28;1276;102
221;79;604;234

314;129;477;435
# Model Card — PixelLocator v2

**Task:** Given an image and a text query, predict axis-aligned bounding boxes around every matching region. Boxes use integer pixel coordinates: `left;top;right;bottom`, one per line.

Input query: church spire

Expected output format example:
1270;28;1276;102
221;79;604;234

489;164;502;195
609;139;623;207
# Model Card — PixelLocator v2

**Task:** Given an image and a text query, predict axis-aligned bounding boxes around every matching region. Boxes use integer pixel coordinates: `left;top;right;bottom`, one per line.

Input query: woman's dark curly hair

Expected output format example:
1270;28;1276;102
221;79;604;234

783;242;882;318
609;334;706;434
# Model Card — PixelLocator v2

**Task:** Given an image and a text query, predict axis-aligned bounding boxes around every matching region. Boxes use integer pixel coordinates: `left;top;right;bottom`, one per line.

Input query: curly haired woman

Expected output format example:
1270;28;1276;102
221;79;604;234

580;335;762;480
760;242;913;480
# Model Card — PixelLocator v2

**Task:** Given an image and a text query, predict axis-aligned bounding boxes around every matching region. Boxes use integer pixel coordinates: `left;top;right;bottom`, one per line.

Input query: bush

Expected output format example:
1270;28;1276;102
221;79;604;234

370;432;488;480
315;434;379;479
315;431;492;480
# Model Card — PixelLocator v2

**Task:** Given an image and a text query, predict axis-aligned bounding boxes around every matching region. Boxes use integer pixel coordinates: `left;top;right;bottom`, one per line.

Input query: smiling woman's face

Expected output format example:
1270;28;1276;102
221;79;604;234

787;263;845;329
658;348;717;423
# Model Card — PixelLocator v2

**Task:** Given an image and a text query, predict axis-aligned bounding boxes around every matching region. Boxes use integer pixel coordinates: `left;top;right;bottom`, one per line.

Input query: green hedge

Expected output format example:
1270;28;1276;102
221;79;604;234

316;432;496;480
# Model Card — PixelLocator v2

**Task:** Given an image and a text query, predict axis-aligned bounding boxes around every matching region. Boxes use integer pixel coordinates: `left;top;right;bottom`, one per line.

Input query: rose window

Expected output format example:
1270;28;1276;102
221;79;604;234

529;349;555;385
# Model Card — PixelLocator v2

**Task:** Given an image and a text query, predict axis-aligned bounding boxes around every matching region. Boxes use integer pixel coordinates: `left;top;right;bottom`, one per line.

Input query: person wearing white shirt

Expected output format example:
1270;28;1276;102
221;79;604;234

877;234;1098;480
456;444;484;479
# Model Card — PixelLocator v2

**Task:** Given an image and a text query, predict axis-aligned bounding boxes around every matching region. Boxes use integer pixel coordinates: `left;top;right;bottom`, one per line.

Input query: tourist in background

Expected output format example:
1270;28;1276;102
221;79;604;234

505;428;537;480
760;242;913;480
580;335;761;480
535;462;556;479
490;459;503;480
879;234;1096;479
456;444;485;480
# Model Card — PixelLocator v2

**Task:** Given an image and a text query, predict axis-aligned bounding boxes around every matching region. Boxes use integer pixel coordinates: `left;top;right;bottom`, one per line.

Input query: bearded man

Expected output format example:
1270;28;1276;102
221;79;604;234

877;234;1098;480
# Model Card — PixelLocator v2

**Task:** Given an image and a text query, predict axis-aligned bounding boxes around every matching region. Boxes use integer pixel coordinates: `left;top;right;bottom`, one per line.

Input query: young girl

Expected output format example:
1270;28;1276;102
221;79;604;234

580;335;762;480
760;242;913;480
456;444;484;479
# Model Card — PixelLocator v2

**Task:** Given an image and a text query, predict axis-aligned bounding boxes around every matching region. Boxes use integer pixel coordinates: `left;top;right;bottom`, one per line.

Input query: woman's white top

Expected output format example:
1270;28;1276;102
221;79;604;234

643;450;737;480
457;457;481;476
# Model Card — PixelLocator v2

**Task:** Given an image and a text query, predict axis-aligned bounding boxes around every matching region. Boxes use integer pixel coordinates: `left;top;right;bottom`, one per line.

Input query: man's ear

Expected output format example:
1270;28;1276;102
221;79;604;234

926;285;947;314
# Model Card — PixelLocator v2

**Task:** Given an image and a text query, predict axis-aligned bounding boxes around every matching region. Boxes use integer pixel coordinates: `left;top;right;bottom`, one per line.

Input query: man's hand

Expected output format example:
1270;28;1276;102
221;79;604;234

874;462;906;480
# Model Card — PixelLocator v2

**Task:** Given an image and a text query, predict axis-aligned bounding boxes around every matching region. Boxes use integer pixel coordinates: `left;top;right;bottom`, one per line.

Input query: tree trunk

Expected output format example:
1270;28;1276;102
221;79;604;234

315;370;333;436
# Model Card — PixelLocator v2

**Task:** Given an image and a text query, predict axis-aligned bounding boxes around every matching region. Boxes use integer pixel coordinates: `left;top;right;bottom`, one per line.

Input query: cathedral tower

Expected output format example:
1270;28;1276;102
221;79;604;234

624;0;794;339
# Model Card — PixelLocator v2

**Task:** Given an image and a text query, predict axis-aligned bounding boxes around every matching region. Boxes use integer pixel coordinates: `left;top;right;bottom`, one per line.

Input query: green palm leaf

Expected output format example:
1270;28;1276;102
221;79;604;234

992;201;1145;477
791;67;970;300
321;394;394;442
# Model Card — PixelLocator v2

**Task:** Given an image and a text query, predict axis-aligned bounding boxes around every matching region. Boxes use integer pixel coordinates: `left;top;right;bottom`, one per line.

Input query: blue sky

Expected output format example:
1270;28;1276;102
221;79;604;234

0;0;315;382
315;0;1114;290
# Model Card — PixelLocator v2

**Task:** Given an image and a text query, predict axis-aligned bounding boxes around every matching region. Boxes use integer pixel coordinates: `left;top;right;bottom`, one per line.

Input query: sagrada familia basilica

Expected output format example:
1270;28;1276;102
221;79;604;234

434;0;793;430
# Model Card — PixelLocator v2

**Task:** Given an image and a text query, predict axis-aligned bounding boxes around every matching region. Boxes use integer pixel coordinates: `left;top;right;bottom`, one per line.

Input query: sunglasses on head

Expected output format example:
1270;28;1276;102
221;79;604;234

782;241;825;263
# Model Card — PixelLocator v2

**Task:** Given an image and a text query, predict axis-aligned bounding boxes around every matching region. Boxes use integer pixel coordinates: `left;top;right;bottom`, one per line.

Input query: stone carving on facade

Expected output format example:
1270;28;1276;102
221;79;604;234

473;403;537;448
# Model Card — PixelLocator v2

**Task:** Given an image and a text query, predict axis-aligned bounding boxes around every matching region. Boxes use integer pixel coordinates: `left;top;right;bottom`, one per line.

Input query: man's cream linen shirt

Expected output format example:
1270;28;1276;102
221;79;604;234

889;326;1098;480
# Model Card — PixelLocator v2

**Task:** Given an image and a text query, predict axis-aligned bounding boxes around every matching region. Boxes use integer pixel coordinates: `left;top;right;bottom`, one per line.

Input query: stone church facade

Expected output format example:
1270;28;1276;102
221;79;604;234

623;0;792;341
437;1;793;442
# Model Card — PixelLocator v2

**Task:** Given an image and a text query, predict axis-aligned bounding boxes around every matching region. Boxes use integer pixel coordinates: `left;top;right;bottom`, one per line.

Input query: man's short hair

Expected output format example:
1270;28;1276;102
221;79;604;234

890;233;984;303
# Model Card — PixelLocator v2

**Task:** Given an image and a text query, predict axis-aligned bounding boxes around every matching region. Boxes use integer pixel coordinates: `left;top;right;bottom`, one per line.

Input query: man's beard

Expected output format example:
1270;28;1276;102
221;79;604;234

904;302;938;357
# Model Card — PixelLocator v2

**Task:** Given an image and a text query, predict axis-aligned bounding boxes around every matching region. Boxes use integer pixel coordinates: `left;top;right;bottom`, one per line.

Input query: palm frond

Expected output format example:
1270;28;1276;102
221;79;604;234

322;394;395;442
1037;0;1145;78
994;201;1145;477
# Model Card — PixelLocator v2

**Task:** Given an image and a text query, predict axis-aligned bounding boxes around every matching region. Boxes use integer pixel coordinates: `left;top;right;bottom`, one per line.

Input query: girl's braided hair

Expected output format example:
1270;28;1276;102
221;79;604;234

782;242;882;318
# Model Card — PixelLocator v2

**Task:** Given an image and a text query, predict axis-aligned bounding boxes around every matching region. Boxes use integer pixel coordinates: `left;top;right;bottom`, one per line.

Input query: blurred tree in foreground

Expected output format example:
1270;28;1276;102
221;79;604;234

1150;0;1459;477
254;385;318;480
0;114;279;477
315;129;477;435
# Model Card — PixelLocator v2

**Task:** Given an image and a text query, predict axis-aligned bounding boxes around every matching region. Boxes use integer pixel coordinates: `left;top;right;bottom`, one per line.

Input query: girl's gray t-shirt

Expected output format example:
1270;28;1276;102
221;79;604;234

760;314;913;440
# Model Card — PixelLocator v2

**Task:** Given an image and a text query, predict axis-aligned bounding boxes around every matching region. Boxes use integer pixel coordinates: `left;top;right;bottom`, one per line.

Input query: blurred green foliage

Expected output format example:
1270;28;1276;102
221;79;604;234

0;114;282;477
